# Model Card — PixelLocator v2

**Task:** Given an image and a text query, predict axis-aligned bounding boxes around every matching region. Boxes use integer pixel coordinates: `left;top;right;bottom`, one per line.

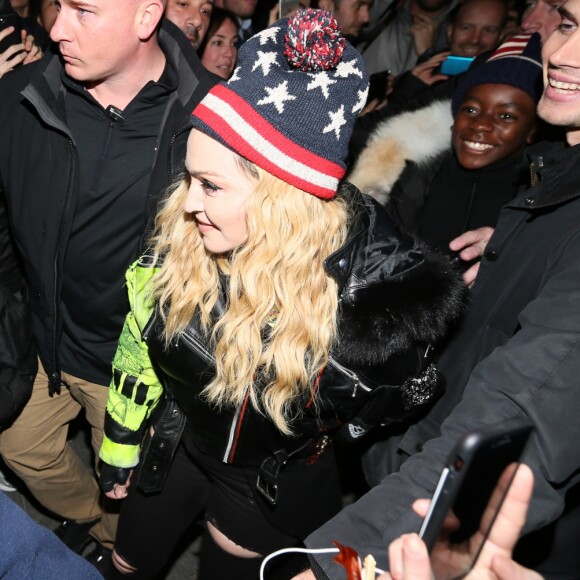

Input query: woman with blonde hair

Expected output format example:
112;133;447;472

98;10;465;580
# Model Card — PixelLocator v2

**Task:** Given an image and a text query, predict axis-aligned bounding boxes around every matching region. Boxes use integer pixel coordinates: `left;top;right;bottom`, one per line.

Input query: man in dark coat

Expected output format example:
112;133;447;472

294;2;580;578
0;0;216;567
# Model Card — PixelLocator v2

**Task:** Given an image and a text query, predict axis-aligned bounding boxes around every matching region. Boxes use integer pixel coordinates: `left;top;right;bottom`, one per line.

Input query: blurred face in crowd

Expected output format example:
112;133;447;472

10;0;29;17
322;0;372;37
51;0;161;84
200;17;238;79
184;130;255;254
219;0;257;19
165;0;214;49
40;0;59;32
447;0;506;57
521;0;564;40
453;83;537;170
415;0;452;13
538;0;580;145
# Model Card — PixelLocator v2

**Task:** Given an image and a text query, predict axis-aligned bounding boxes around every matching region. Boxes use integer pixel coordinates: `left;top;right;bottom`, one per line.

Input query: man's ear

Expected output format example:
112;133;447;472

526;121;538;145
137;1;165;41
446;22;453;44
319;0;336;13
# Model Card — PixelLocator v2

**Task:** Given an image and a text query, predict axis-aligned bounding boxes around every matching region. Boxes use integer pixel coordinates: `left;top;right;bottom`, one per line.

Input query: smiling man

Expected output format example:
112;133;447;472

295;4;580;578
0;0;215;572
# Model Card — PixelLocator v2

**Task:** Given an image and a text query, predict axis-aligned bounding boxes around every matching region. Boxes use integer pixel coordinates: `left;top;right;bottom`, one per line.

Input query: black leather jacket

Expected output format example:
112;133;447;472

122;186;465;497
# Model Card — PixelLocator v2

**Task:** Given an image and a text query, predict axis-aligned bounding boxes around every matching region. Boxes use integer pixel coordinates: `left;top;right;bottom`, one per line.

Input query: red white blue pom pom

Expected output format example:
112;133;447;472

284;9;345;72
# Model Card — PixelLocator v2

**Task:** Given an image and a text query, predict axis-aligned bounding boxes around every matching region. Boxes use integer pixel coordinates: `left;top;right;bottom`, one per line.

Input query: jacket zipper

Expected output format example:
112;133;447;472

327;356;371;398
179;329;215;364
22;87;77;393
50;140;76;392
172;326;245;464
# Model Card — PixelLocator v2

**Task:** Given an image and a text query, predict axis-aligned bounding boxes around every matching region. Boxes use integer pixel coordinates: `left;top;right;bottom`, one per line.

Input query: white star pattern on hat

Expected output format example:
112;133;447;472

352;87;369;113
257;80;297;113
229;66;241;82
322;105;346;139
307;72;337;99
253;26;280;45
335;59;363;79
252;51;279;76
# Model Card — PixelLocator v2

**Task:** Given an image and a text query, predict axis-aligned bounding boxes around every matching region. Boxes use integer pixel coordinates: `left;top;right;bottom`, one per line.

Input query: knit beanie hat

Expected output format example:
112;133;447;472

452;33;543;116
191;9;369;200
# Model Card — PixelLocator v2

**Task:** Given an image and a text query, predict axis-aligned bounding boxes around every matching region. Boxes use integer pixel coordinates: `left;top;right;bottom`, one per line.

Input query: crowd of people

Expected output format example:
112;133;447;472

0;0;578;579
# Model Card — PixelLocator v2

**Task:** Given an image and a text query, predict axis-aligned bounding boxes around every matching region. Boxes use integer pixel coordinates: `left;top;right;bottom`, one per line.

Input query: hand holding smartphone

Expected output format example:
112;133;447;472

0;10;22;56
419;417;534;579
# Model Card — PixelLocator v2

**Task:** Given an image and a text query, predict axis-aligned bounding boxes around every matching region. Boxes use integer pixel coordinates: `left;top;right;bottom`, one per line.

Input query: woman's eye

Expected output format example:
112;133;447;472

200;178;220;194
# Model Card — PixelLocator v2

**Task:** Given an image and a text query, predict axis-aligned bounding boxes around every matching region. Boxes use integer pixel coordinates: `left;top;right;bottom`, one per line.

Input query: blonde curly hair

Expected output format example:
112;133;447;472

150;156;350;433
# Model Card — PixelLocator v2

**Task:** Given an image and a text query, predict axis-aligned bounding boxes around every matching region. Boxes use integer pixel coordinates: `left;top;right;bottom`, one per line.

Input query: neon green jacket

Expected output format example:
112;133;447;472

99;256;164;469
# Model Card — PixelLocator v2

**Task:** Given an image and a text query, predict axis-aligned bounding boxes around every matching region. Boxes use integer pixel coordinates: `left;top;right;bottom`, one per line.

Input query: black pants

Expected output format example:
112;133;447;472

113;443;334;579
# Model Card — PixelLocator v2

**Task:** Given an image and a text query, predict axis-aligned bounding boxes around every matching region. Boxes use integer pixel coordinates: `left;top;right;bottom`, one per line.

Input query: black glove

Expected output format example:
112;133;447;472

99;461;132;493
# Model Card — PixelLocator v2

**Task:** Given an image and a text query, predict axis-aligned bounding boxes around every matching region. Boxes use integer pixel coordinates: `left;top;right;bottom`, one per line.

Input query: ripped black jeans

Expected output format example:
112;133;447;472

111;442;324;579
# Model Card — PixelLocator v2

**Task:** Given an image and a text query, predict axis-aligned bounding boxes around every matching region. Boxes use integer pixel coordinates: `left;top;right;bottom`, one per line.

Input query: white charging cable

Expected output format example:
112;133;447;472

259;546;386;580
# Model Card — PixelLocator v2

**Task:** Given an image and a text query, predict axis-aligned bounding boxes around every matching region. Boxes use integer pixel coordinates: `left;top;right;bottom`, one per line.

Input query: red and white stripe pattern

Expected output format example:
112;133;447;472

488;34;542;68
192;84;345;200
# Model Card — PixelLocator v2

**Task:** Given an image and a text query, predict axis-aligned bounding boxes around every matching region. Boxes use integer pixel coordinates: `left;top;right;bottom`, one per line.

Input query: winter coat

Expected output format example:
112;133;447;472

349;99;454;208
348;100;527;247
0;197;36;431
100;185;465;499
0;21;217;394
306;141;580;578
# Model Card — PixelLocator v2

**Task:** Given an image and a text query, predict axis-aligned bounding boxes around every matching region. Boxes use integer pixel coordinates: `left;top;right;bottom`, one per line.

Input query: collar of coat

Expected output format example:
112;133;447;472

325;184;465;366
347;100;453;205
18;19;216;121
510;139;580;210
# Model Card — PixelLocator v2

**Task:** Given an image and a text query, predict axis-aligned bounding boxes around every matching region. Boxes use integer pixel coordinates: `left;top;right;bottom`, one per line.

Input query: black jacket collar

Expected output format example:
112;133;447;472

510;140;580;210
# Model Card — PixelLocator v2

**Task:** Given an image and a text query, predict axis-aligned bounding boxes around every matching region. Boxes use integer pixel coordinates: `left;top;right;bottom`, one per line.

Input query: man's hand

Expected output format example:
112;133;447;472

411;51;450;85
0;28;43;79
0;27;27;78
449;227;494;287
410;13;439;57
21;31;43;65
380;464;542;580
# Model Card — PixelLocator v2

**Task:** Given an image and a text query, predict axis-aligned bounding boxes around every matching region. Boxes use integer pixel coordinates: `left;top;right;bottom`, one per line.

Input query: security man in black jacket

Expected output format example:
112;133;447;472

0;0;216;566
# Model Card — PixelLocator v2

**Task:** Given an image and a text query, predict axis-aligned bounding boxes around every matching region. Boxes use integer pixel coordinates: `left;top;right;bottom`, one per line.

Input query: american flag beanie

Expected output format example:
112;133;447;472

191;9;369;200
452;33;543;116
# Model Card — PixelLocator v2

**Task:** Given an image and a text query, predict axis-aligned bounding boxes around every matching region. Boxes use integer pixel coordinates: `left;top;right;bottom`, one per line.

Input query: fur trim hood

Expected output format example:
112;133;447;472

348;100;453;204
326;185;466;366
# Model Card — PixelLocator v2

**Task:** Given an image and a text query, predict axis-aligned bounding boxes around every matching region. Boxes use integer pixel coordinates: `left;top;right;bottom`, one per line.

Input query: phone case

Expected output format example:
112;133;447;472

419;417;534;558
440;56;475;76
0;12;22;55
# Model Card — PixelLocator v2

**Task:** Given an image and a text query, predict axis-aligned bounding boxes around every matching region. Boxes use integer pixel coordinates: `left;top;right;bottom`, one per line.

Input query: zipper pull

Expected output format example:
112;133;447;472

352;377;360;398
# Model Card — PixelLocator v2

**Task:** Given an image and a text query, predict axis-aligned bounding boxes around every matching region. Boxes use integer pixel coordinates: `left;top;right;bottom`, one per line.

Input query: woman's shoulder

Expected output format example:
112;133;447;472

328;183;466;359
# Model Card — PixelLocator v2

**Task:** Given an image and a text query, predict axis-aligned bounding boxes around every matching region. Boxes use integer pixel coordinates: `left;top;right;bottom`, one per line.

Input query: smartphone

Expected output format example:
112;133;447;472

419;417;534;577
0;11;22;56
367;70;392;102
439;55;474;76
